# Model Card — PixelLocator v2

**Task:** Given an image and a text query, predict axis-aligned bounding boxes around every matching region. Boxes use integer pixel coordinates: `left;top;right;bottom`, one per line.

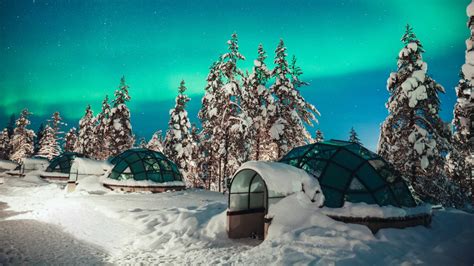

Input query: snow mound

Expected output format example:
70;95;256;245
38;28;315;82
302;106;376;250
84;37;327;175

321;202;432;219
22;158;49;171
101;177;185;188
71;158;112;176
73;175;110;195
236;161;323;202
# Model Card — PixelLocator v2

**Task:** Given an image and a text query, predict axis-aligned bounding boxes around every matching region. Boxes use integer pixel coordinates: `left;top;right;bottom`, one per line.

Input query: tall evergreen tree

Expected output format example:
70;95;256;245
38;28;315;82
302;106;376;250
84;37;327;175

37;125;61;160
446;2;474;201
164;80;193;186
108;77;134;156
188;124;202;188
75;105;97;157
138;137;147;148
270;39;319;158
64;127;78;153
9;109;35;163
147;130;163;152
242;44;277;161
378;25;463;207
94;95;112;160
349;127;361;145
0;128;11;160
198;59;223;190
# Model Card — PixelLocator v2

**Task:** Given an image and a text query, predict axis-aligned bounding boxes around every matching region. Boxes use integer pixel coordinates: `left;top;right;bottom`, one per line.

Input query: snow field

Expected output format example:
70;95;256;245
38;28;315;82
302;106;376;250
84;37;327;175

0;173;473;265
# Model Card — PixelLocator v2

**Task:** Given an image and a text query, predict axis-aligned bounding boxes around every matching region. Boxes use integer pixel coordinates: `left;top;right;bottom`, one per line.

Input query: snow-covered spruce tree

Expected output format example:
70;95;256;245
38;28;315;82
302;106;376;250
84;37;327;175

164;80;193;186
188;124;203;188
313;129;324;143
108;76;134;156
37;111;65;159
446;2;474;200
0;128;11;159
378;25;464;207
217;33;248;190
242;44;277;161
75;105;97;157
198;59;223;190
94;95;112;160
64;127;78;152
33;123;45;154
9;109;35;164
37;125;61;160
349;127;362;145
270;39;319;159
147;130;164;152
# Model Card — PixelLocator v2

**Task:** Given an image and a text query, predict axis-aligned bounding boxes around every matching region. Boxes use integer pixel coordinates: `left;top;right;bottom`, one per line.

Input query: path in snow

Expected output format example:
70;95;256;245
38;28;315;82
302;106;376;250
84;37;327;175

0;201;108;265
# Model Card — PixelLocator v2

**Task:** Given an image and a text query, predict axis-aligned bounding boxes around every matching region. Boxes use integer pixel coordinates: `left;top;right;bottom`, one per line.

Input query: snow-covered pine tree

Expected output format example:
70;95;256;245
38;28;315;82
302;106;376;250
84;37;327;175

0;128;11;159
75;105;97;157
94;95;111;160
290;55;309;89
147;130;164;152
217;33;248;190
9;109;35;164
313;129;324;143
37;111;65;159
242;44;277;161
198;59;223;190
37;125;61;160
164;80;193;186
270;39;319;159
349;127;362;145
378;25;464;207
64;127;78;152
108;77;134;156
188;124;203;188
446;2;474;202
33;123;45;154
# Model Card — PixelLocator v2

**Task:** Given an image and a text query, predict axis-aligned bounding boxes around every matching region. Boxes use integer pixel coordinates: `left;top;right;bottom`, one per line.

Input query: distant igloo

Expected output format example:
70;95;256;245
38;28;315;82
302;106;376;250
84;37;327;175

103;148;185;193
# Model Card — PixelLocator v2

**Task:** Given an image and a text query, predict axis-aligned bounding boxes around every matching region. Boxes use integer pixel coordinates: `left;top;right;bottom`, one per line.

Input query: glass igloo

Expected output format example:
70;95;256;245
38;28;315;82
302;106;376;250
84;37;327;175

46;152;84;173
105;148;185;192
280;140;417;208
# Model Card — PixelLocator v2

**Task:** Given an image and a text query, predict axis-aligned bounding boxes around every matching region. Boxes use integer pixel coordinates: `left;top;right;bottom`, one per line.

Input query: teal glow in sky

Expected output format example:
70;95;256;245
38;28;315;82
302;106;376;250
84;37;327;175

0;0;469;149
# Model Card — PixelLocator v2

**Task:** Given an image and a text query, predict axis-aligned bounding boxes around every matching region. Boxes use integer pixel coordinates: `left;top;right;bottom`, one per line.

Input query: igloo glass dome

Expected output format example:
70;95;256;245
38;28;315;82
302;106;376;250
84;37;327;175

108;148;183;184
46;152;84;173
280;140;417;208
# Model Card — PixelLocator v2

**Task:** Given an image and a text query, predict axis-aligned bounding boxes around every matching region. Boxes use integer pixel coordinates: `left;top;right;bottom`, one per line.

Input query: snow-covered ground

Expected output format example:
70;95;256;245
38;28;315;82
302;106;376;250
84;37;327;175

0;172;473;265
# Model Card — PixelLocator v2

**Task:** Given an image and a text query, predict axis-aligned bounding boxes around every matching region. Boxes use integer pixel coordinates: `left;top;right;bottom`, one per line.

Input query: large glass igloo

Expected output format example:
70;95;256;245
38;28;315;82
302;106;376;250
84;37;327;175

280;140;417;208
104;148;185;192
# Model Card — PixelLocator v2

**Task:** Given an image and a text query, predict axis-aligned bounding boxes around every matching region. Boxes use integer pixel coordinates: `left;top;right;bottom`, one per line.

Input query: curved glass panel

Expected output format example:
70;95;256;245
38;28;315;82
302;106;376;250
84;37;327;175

279;140;417;208
107;148;183;184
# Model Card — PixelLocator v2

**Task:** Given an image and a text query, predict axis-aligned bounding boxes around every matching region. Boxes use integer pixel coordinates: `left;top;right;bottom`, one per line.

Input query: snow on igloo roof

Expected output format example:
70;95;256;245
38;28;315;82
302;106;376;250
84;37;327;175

108;148;184;185
280;140;417;208
234;161;322;199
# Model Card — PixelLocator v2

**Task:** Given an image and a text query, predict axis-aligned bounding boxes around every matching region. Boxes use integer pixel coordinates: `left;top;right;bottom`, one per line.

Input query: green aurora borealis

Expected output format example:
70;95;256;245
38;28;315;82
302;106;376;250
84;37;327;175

0;0;469;148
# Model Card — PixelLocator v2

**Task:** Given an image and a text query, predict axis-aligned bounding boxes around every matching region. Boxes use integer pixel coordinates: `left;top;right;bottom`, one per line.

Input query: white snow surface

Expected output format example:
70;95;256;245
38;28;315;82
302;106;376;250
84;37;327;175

22;158;49;171
321;202;432;219
236;161;323;200
0;171;473;265
0;160;18;171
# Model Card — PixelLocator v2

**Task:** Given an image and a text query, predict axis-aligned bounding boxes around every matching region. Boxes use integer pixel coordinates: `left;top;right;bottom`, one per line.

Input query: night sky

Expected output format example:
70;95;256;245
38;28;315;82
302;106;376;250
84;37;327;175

0;0;468;150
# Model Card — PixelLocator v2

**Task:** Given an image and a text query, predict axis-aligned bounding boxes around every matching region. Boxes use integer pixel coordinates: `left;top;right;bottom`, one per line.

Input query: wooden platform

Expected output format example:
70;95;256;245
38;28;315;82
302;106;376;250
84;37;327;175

40;174;69;182
327;213;432;233
103;183;186;193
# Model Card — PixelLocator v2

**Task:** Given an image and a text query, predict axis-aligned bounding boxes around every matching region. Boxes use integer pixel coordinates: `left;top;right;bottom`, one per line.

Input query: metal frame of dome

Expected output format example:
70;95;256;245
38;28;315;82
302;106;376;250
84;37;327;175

46;152;84;173
280;139;417;208
108;148;183;183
